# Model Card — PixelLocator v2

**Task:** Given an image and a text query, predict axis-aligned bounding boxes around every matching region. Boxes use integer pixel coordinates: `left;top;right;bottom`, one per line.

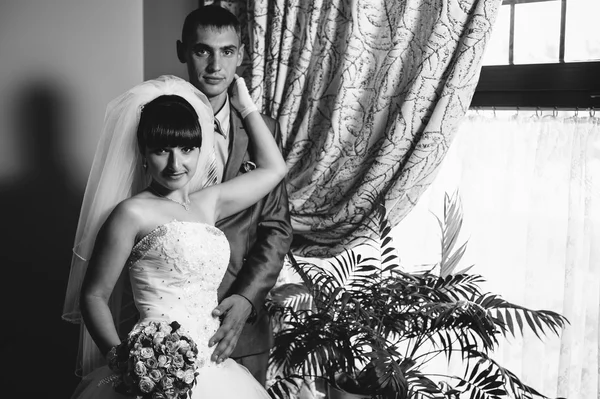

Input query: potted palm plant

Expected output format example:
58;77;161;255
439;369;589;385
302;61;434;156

266;192;568;399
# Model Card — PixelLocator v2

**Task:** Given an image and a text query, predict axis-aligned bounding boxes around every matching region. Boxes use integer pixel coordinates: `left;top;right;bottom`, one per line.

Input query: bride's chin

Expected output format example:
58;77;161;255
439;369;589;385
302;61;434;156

156;176;191;189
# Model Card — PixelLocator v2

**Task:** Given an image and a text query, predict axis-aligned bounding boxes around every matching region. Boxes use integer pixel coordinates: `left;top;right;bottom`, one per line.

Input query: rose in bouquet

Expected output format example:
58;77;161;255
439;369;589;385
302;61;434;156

108;320;199;399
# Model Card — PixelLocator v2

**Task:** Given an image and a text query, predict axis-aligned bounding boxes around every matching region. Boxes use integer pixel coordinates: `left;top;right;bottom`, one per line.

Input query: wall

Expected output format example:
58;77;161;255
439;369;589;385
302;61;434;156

0;0;143;395
143;0;199;80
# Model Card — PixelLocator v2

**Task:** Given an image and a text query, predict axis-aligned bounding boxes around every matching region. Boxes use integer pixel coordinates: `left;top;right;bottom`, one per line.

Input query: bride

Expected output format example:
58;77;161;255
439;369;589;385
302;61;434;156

63;75;286;398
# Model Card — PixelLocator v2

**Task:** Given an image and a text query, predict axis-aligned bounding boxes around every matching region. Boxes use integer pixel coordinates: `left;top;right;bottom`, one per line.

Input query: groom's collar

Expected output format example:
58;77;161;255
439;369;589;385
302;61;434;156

214;96;231;139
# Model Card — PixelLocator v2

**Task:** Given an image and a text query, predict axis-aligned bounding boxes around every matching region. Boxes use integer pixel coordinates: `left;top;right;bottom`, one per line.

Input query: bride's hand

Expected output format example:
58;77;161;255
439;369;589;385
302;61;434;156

229;74;257;118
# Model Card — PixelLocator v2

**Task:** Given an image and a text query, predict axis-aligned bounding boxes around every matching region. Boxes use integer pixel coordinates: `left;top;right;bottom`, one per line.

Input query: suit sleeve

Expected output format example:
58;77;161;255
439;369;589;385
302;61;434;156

227;117;293;315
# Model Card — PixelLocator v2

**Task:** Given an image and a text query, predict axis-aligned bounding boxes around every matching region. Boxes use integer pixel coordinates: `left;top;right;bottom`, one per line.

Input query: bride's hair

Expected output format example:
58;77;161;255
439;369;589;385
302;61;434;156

137;95;202;152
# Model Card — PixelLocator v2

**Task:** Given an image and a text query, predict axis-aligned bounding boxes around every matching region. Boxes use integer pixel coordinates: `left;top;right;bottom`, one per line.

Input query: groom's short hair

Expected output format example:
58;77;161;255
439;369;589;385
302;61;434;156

181;5;241;44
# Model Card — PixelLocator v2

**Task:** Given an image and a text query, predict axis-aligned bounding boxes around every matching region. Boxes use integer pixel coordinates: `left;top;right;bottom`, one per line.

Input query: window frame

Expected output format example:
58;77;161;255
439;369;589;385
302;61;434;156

470;0;600;109
471;61;600;108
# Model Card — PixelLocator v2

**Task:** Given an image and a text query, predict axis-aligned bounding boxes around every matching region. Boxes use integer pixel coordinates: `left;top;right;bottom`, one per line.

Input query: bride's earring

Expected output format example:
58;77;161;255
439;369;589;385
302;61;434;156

142;159;148;170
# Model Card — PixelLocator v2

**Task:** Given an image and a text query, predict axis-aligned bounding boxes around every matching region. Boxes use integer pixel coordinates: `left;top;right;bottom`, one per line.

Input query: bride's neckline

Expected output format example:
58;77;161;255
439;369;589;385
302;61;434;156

133;220;221;249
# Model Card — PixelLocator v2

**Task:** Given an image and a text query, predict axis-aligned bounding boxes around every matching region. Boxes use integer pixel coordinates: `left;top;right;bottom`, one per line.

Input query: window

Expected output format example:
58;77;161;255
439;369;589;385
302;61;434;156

471;0;600;108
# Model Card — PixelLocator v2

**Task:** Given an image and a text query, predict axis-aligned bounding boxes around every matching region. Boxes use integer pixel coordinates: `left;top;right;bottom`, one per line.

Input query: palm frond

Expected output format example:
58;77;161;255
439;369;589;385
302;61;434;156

327;248;378;289
376;204;402;274
266;374;305;399
269;283;312;311
476;293;569;338
436;190;470;277
270;191;568;399
457;353;550;399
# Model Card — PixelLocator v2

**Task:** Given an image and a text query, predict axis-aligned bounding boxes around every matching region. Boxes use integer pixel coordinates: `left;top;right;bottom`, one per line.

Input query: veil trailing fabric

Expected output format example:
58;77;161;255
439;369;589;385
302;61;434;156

62;75;215;376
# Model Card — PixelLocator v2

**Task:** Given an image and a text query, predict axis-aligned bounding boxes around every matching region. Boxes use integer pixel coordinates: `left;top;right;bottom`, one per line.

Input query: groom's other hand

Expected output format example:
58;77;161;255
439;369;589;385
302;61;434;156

209;294;253;363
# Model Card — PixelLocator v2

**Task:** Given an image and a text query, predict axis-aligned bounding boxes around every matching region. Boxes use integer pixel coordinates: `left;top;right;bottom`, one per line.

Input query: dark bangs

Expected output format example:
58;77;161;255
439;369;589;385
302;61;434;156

137;95;202;151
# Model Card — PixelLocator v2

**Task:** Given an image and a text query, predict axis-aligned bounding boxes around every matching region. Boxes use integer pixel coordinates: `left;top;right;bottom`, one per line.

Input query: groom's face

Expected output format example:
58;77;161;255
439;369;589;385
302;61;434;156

179;26;244;109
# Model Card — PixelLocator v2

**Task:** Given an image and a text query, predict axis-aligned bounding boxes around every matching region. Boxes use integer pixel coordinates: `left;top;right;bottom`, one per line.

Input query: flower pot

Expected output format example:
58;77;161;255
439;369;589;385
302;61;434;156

327;384;370;399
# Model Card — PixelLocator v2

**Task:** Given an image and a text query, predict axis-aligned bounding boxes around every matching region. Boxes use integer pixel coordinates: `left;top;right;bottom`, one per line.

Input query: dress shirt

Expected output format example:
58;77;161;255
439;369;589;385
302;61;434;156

213;96;231;180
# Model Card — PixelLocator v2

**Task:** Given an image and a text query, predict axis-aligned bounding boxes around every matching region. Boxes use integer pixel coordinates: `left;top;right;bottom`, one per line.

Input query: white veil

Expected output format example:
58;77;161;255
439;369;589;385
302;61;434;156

62;75;215;376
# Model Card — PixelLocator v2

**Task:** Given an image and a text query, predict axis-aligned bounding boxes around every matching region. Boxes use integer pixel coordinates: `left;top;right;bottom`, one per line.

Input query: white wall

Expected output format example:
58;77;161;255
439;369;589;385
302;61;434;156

0;3;202;394
0;0;144;188
0;1;143;396
143;0;199;80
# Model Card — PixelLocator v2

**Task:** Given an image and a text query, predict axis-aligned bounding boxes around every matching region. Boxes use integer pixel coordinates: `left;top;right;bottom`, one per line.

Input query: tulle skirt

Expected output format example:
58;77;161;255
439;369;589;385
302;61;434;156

70;359;270;399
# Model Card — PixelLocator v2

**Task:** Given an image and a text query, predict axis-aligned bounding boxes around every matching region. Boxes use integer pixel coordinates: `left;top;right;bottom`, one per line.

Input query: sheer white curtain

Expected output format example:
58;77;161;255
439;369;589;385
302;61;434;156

394;110;600;398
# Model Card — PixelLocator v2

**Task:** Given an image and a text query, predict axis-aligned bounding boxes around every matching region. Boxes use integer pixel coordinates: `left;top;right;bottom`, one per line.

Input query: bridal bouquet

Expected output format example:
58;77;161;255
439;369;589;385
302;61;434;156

108;320;199;399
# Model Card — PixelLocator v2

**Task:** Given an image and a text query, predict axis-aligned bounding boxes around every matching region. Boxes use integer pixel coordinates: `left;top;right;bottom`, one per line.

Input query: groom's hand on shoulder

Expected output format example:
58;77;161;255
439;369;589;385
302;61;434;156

208;294;253;363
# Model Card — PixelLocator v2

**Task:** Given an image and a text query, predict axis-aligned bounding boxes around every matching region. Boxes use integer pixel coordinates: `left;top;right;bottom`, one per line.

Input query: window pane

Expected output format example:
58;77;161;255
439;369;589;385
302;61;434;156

514;1;561;64
565;0;600;62
482;5;511;66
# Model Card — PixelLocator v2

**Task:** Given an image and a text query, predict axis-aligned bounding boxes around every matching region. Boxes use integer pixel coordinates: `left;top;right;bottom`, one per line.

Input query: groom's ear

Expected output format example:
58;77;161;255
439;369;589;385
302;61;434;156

236;43;245;67
176;40;186;64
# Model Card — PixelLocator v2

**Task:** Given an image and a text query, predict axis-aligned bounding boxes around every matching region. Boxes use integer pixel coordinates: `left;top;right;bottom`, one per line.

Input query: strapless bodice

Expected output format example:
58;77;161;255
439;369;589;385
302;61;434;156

126;220;229;367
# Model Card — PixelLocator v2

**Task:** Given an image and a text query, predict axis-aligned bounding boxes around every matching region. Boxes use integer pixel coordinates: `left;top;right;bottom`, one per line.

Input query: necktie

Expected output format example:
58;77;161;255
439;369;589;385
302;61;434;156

203;121;222;187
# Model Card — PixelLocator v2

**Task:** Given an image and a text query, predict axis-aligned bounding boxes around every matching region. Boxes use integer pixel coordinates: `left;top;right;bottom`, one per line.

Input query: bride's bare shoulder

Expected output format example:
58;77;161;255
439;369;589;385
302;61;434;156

100;197;143;232
107;194;163;231
114;194;151;218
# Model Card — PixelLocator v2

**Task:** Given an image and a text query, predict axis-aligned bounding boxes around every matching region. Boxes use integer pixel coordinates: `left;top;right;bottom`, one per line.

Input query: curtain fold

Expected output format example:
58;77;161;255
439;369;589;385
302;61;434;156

393;111;600;398
210;0;501;256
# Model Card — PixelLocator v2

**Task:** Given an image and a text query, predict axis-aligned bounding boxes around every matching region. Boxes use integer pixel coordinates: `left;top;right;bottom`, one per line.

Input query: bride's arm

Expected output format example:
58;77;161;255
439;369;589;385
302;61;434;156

208;77;287;222
79;201;139;356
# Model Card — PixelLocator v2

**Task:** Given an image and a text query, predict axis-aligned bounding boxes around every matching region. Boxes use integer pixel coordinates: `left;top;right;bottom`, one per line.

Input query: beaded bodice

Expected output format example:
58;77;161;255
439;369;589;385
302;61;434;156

126;220;229;368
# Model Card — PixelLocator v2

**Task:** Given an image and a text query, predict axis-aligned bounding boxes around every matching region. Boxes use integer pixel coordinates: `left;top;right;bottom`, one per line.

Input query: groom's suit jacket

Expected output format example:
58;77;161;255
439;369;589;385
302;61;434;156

215;107;293;358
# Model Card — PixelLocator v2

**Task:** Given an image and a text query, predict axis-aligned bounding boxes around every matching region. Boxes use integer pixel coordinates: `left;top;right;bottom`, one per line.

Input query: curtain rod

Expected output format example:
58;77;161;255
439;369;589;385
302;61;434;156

468;106;597;117
469;106;596;112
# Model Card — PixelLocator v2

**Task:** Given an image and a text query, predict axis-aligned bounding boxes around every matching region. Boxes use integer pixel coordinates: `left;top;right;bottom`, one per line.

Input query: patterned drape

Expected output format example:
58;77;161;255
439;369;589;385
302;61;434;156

208;0;501;257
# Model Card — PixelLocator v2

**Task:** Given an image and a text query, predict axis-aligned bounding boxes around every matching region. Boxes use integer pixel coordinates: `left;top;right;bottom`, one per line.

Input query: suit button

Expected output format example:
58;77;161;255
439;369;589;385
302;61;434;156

243;257;247;263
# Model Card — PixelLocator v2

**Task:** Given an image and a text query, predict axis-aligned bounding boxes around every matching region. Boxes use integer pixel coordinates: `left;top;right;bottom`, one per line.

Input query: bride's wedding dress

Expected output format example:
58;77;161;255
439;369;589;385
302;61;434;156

71;220;270;399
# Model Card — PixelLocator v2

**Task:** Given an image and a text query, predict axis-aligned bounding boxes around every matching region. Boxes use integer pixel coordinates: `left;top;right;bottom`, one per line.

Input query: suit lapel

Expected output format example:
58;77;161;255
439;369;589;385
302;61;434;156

223;108;248;182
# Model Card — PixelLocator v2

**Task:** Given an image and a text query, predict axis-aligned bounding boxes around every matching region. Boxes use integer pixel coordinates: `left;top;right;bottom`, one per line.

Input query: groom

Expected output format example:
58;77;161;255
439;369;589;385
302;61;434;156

176;5;292;385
